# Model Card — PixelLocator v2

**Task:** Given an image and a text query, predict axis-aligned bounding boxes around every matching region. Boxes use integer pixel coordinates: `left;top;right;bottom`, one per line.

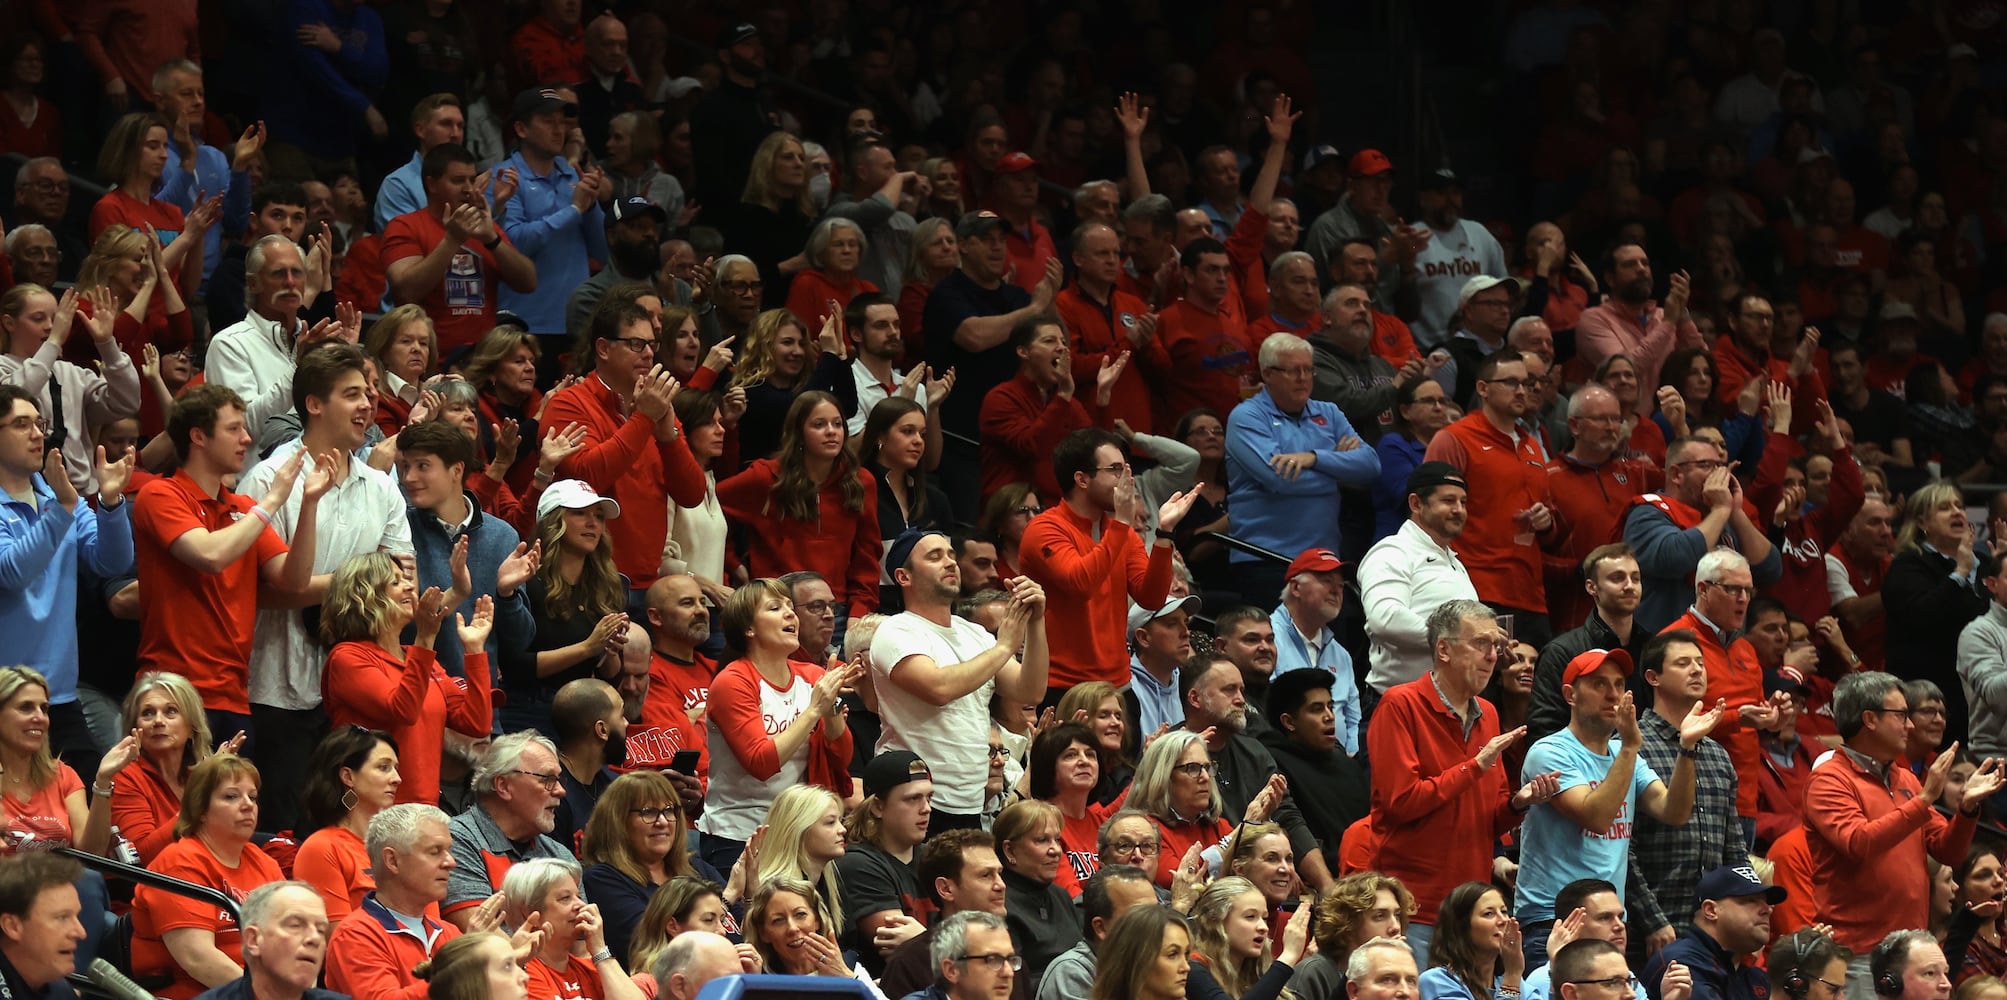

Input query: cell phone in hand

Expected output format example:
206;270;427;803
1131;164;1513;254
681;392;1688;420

671;749;701;774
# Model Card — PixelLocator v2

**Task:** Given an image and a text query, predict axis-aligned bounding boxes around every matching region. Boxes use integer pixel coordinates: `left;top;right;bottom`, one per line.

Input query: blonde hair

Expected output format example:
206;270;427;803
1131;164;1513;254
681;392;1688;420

119;673;216;781
533;505;625;625
0;668;56;790
1189;876;1272;998
415;930;509;1000
1898;481;1965;554
0;284;54;354
730;308;809;391
747;876;830;974
904;217;955;286
992;799;1064;874
756;785;845;933
364;305;438;389
629;875;724;970
175;754;261;840
76;225;150;295
742;132;813;216
320;552;406;644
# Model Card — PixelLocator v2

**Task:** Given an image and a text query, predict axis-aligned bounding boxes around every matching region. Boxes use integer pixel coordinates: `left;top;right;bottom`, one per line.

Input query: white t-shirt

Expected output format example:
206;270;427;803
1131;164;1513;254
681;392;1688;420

1409;219;1507;350
697;666;819;841
871;612;1001;814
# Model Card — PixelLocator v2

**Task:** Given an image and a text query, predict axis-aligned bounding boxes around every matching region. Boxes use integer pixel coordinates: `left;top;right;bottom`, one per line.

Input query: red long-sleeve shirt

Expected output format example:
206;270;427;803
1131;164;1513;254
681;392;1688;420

1711;335;1829;437
1544;454;1658;630
785;270;877;334
1425;413;1560;613
323;643;492;807
1749;437;1865;624
74;0;199;105
325;896;460;1000
978;372;1091;502
544;376;707;588
1366;675;1521;921
1055;283;1167;431
1665;609;1765;818
1019;505;1172;688
1806;748;1978;952
510;15;585;88
716;459;882;621
109;756;183;865
1153;297;1253;436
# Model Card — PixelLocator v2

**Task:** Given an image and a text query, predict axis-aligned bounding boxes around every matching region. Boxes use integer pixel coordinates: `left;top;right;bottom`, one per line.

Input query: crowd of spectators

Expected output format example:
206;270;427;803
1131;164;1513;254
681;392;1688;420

6;6;2007;1000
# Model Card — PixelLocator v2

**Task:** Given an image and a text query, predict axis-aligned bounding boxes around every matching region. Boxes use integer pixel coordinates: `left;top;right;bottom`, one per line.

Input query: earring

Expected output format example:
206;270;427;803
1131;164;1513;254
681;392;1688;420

341;789;358;811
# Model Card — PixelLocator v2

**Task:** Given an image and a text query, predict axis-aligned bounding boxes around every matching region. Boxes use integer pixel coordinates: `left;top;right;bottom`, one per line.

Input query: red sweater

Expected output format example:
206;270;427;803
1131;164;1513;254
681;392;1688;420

1151;816;1234;888
1665;609;1765;818
1805;748;1978;952
545;376;708;588
1711;335;1829;439
1425;413;1559;613
978;372;1092;501
716;459;882;621
1154;297;1253;436
1544;454;1658;630
785;270;878;333
1054;283;1167;431
1366;675;1521;921
1018;505;1172;688
323;644;492;807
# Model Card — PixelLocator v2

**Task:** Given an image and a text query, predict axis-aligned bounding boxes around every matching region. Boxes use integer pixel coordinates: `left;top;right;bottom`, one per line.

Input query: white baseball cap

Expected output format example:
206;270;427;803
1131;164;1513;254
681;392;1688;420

1458;274;1524;310
536;479;621;522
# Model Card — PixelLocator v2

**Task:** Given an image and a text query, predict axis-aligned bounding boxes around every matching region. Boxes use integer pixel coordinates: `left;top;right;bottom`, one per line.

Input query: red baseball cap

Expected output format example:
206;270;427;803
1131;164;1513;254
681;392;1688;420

1563;648;1634;687
997;151;1039;174
1286;547;1346;580
1349;149;1393;176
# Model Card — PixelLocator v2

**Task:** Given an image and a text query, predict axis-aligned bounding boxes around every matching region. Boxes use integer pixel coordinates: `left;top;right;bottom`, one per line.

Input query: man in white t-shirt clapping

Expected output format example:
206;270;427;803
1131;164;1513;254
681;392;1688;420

872;529;1051;833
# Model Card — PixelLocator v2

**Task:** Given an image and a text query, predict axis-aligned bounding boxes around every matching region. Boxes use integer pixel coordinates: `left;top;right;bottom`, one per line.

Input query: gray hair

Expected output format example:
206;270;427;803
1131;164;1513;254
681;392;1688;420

804;216;867;266
1426;600;1495;653
1902;678;1946;708
1073;180;1118;210
244;233;300;278
3;224;52;256
1096;808;1160;856
1694;549;1750;585
471;730;557;798
1507;316;1549;348
13;157;61;189
931;910;1010;972
1258;332;1312;371
241;880;320;930
1266;251;1316;286
652;931;735;988
434;377;481;413
1985;312;2007;335
150;59;202;104
1123;194;1175;234
501;856;584;923
1565;383;1618;420
1128;730;1221;822
713;254;757;282
1833;670;1903;740
364;803;450;862
842;612;886;660
1346;937;1417;983
1270;198;1297;216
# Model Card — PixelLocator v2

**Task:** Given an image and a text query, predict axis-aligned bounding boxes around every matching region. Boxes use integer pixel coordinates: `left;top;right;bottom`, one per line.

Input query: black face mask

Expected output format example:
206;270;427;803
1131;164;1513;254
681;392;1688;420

604;728;629;768
612;237;660;279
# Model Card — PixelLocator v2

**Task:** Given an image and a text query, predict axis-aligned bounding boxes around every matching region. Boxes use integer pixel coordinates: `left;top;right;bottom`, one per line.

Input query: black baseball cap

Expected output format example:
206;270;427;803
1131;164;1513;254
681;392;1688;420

610;197;667;227
862;751;932;799
1407;461;1468;498
717;22;758;48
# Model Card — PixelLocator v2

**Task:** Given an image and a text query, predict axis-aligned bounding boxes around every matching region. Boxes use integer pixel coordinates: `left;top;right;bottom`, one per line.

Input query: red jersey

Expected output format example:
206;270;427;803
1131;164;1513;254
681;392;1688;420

1424;413;1557;613
1544;454;1657;630
1054;283;1166;431
1154;296;1254;436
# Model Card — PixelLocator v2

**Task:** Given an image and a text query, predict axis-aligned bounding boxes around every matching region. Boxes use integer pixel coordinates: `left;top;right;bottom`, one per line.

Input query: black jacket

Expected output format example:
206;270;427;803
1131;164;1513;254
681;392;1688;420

1885;544;1990;745
1259;728;1369;872
1529;611;1651;744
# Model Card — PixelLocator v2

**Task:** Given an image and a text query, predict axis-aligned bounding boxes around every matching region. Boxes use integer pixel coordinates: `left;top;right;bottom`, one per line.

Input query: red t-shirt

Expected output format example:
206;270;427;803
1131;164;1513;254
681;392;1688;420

382;208;513;352
624;651;712;780
525;954;604;1000
293;826;374;926
88;188;186;243
133;839;286;1000
133;471;289;715
0;765;83;852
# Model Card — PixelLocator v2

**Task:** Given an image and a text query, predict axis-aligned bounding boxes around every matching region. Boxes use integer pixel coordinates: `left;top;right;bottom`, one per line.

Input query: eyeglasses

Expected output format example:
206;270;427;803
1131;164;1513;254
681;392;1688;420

1814;979;1846;995
1870;707;1914;721
1185;425;1225;438
1564;978;1633;993
1263;365;1314;379
610;337;656;354
1109;839;1160;856
2;416;48;434
988;745;1010;759
1172;761;1217;778
1484;377;1528;390
509;769;564;790
1672;458;1726;472
1469;297;1512;310
1911;707;1946;720
1011;506;1041;517
957;953;1023;971
1096;462;1132;476
630;805;679;823
1704;582;1754;599
720;280;764;295
797;600;837;617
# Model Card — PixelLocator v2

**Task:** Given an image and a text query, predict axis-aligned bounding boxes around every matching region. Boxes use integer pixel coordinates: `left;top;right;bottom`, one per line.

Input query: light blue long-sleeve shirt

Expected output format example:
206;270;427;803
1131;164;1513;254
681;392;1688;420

1224;390;1381;563
1131;656;1181;738
374;153;424;231
158;139;250;291
0;478;134;701
493;150;608;334
1268;603;1361;753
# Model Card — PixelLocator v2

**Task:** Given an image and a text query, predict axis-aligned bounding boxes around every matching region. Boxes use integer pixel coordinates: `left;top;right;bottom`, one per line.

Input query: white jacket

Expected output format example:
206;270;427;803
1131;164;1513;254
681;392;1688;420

1357;519;1479;692
207;311;301;471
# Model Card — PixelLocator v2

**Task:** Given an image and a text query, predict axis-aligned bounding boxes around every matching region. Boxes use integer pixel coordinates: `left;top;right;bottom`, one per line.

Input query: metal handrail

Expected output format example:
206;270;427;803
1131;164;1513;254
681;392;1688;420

1197;530;1290;565
52;846;243;927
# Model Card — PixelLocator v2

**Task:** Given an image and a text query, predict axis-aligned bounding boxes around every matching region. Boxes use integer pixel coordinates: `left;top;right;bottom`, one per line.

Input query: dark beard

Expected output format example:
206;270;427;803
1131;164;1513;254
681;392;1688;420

605;731;629;768
613;240;660;279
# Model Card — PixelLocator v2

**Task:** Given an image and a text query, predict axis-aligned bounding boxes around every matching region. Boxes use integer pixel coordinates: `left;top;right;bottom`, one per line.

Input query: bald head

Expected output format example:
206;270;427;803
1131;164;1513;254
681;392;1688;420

655;931;742;1000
